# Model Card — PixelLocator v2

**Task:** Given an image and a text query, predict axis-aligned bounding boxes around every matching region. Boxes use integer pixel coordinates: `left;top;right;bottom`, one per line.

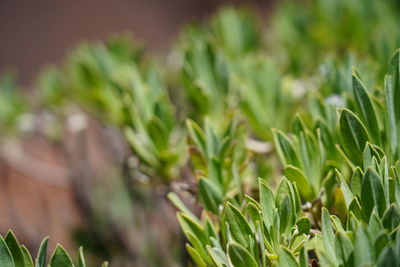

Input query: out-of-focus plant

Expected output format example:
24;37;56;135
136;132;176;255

115;63;184;180
186;118;249;211
0;74;27;136
268;0;400;76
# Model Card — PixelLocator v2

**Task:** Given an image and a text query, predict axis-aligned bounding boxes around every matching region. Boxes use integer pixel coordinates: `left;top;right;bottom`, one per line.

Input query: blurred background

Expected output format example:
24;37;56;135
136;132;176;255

0;0;268;86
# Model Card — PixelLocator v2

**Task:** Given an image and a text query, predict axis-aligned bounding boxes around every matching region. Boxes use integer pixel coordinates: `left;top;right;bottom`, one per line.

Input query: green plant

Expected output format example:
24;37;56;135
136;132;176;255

0;230;108;267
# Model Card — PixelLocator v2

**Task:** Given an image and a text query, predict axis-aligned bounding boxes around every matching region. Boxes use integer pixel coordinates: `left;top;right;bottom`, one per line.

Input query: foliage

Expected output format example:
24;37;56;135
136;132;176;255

1;0;400;266
0;231;108;267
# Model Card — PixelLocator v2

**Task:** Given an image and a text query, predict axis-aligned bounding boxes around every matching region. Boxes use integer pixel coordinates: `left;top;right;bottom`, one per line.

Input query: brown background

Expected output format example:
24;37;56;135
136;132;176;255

0;0;269;86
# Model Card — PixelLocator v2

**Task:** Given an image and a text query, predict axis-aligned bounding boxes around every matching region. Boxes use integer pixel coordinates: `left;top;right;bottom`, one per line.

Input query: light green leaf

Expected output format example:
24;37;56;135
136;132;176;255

227;243;257;267
186;244;207;267
321;208;338;266
354;227;373;266
20;246;33;267
167;192;200;224
334;232;352;265
259;179;275;230
283;165;314;200
273;130;301;168
279;247;299;267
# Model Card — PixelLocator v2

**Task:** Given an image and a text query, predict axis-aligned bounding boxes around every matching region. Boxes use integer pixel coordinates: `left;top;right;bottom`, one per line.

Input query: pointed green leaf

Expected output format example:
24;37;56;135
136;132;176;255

186;244;207;267
227;243;257;267
259;179;275;229
35;237;48;267
5;230;24;267
78;247;86;267
279;247;299;267
20;246;33;267
0;235;14;267
321;208;338;265
224;203;253;248
352;71;380;144
354;227;373;266
361;168;387;219
199;178;223;214
49;245;74;267
339;109;370;166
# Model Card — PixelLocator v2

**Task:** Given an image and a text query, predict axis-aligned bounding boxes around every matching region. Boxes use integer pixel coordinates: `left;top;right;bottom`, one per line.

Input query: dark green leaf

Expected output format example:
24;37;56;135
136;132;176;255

361;168;387;219
199;178;223;214
339;109;370;166
49;245;74;267
0;235;14;267
352;71;380;144
35;237;48;267
5;230;24;267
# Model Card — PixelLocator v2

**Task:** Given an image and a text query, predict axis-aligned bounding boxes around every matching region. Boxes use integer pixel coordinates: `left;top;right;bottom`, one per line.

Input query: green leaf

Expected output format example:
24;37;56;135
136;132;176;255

352;71;380;144
279;247;299;267
207;245;228;267
283;165;314;200
374;231;389;257
382;204;400;232
377;246;396;267
78;247;86;267
351;167;363;197
0;235;14;267
384;75;397;157
273;130;301;168
199;178;223;214
20;246;33;267
167;192;199;224
296;217;311;235
299;246;308;267
278;195;292;235
337;169;353;208
227;243;258;267
49;245;74;267
186;244;207;267
349;198;365;221
259;179;275;230
224;203;253;248
177;213;209;246
334;232;352;265
321;208;338;266
389;49;400;127
339;109;370;166
35;237;49;267
5;230;24;267
354;227;373;267
361;168;387;219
